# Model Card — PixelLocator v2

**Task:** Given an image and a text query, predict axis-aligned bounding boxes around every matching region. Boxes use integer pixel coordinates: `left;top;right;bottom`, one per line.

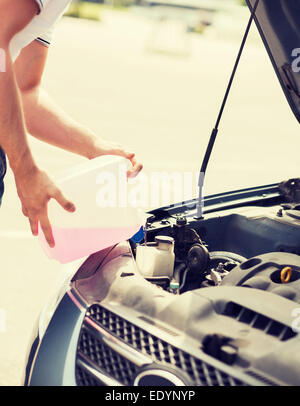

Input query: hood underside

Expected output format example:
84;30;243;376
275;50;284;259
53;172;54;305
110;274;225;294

247;0;300;123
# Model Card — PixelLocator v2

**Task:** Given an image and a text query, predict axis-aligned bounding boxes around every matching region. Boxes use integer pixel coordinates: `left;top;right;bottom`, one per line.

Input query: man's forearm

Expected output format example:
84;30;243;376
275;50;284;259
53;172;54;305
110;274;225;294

0;0;41;173
21;86;101;159
0;48;34;179
21;86;143;178
0;45;35;173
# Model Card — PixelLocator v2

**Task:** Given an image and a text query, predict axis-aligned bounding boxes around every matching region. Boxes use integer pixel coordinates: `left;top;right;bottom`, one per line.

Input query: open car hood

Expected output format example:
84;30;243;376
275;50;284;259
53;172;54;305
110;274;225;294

247;0;300;123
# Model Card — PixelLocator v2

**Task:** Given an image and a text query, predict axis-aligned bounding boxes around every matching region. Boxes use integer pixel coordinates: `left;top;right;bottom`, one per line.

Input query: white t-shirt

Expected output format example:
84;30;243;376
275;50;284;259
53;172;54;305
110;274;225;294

10;0;71;62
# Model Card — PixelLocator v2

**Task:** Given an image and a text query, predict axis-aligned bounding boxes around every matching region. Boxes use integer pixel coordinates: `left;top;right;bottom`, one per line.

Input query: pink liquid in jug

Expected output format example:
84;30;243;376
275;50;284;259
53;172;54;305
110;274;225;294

38;224;141;264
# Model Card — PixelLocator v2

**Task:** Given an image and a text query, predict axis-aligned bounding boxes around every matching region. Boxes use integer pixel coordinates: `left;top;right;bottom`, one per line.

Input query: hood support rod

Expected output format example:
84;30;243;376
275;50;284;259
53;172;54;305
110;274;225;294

196;0;260;219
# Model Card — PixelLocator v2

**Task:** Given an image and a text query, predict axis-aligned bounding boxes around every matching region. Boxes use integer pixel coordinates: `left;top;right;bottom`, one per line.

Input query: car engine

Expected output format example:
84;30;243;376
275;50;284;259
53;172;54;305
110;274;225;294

133;198;300;300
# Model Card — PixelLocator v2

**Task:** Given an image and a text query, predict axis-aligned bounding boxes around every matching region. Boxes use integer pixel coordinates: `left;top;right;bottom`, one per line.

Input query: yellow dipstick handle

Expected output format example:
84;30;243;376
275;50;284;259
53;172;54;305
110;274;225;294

281;267;292;284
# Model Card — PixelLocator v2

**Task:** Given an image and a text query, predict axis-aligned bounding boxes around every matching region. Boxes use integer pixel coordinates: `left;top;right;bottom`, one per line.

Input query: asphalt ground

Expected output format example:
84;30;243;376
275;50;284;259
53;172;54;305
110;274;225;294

0;8;300;385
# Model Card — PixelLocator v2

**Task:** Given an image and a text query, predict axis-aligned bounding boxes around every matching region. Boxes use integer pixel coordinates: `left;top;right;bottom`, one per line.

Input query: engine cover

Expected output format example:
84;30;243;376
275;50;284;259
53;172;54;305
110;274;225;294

222;252;300;303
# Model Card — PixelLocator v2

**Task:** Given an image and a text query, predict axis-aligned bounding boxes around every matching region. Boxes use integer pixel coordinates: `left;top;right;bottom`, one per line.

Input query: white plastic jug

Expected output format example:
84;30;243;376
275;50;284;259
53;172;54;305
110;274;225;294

38;155;144;263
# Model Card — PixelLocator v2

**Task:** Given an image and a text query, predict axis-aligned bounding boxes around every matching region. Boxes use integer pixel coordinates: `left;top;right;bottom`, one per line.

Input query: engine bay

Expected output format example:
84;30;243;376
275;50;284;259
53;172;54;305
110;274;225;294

131;184;300;304
70;180;300;386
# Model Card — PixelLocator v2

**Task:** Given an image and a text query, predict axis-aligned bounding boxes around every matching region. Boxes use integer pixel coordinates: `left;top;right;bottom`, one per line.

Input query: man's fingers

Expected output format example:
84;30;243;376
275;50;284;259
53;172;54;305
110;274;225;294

127;156;143;178
111;145;135;160
127;165;143;178
28;216;38;236
114;149;142;177
123;150;135;160
39;212;55;248
22;205;28;217
53;189;76;213
105;144;142;177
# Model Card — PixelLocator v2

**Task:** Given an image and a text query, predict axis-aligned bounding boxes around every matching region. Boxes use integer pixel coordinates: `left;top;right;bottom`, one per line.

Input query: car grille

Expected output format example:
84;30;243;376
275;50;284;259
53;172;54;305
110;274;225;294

76;304;248;386
76;362;103;386
77;325;139;385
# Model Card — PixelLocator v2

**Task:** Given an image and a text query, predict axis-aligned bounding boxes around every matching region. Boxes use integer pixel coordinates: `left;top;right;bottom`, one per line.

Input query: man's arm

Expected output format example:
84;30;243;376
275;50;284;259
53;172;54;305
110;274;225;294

15;41;143;177
0;0;75;247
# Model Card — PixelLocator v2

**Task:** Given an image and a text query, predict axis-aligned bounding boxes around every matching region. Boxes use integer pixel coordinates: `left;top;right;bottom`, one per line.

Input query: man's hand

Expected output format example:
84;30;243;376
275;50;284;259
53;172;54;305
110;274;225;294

90;139;143;179
14;162;75;248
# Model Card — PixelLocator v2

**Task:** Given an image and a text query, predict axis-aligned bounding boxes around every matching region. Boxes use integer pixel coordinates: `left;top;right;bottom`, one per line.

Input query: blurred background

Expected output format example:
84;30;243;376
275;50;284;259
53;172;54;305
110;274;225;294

1;0;300;385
